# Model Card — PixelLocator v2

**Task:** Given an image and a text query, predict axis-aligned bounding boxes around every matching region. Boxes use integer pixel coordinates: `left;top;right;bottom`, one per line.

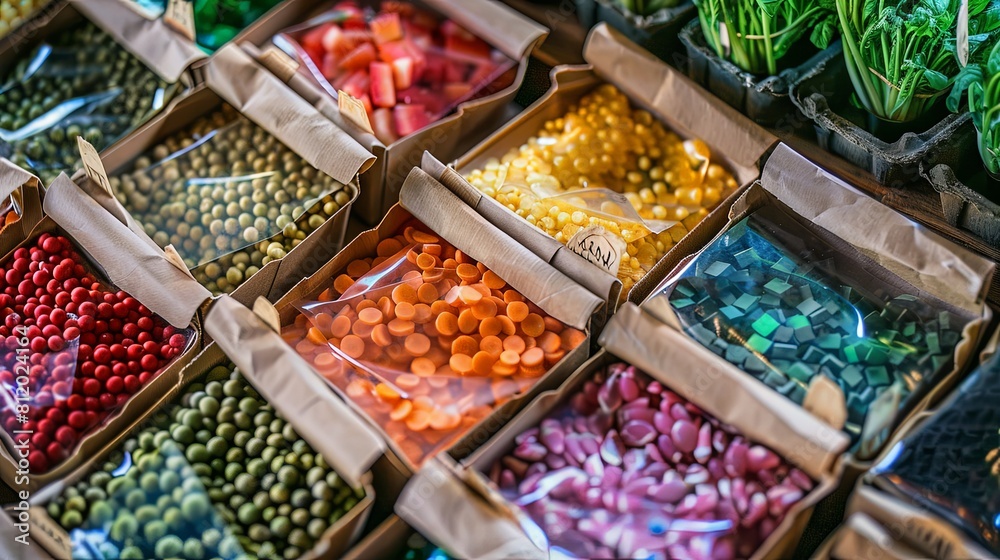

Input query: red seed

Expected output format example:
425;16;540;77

55;426;75;446
28;451;48;473
67;411;87;429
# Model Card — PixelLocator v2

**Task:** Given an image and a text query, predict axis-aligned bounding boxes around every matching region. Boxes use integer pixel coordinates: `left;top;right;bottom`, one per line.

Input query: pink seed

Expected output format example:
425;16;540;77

657;434;677;462
540;419;565;454
514;427;539;446
724;441;748;478
501;456;529;478
653;411;673;435
619;374;640;402
746;446;780;472
600;430;624;466
694;422;713;464
670;402;692;422
621;420;657;447
743;492;768;526
514;441;547;462
671;419;698;453
788;468;814;491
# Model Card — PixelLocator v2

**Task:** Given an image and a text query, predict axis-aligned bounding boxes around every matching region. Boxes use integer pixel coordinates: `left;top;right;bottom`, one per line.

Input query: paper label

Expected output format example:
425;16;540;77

802;375;847;431
859;383;902;458
259;46;300;83
164;0;196;42
719;22;731;58
76;137;114;198
252;296;281;333
338;90;374;135
567;226;627;277
163;244;194;279
29;507;73;558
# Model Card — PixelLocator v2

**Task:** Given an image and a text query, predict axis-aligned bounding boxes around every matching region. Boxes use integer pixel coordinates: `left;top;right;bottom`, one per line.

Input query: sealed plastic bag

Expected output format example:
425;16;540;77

40;362;367;559
871;352;1000;556
485;361;813;559
0;232;193;474
273;1;517;144
0;22;178;183
646;205;974;448
464;85;739;296
107;104;353;294
283;221;586;466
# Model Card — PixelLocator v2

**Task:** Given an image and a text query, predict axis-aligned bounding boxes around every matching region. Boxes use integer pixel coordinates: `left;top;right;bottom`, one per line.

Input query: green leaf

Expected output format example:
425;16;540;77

923;68;949;89
810;17;837;50
754;0;781;18
989;39;1000;74
947;64;985;112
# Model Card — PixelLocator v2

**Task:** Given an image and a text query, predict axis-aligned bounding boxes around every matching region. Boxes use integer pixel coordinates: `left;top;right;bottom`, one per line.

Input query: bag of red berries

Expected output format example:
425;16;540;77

0;170;211;491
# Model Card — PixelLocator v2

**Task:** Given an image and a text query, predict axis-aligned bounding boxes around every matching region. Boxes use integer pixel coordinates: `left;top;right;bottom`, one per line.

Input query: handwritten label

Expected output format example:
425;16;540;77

567;226;626;277
958;0;970;67
802;375;847;431
259;46;300;83
163;244;195;279
164;0;196;42
338;90;374;135
76;137;114;198
253;296;281;333
859;383;902;458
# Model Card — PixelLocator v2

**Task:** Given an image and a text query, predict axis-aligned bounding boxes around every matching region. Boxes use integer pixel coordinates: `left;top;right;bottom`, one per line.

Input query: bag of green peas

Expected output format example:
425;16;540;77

0;20;180;185
31;358;372;560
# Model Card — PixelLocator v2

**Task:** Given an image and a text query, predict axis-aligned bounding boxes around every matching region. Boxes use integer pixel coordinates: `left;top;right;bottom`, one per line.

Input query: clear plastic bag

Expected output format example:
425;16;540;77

464;85;740;297
107;104;352;294
872;353;1000;555
283;221;586;466
126;0;284;51
485;361;814;559
273;1;517;144
0;23;178;183
42;363;367;559
0;232;194;474
0;191;19;232
646;206;974;447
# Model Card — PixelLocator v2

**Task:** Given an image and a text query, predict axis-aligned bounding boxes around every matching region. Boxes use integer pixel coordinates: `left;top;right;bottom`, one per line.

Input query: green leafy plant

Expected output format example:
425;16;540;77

613;0;683;17
948;40;1000;176
836;0;1000;124
692;0;839;76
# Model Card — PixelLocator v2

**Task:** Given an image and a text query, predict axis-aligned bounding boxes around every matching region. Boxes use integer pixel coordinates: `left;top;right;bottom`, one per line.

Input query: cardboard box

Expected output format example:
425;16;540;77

0;174;211;492
445;23;778;308
395;303;849;559
75;43;375;308
642;143;995;470
812;486;994;559
264;166;607;474
243;0;548;224
0;159;42;258
21;339;379;559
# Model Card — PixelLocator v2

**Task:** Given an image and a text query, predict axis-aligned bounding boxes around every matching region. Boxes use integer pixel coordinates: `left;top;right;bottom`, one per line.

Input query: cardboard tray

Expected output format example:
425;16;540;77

20;341;377;560
574;0;696;61
448;23;777;309
76;43;375;309
0;174;211;493
264;165;607;474
394;303;849;560
921;160;1000;249
241;0;549;224
643;143;994;468
789;46;975;188
679;19;842;128
0;159;42;259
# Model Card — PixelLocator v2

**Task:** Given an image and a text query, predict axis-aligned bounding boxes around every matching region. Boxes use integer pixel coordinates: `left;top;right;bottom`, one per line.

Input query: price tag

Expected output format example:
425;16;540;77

802;375;847;431
859;383;903;458
253;296;281;333
164;0;196;42
338;90;374;135
958;0;970;67
566;226;627;277
76;137;114;198
163;244;195;279
259;46;300;83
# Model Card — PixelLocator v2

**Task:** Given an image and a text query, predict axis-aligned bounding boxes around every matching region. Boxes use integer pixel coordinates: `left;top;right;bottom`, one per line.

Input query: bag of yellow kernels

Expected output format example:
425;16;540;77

459;24;777;303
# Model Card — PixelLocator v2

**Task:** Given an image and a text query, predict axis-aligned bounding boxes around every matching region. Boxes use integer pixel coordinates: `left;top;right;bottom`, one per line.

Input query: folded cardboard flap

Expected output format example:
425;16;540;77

583;23;776;185
599;304;849;480
828;514;924;560
846;486;993;559
760;144;994;316
0;159;42;255
205;44;375;184
396;457;546;560
420;151;622;307
398;167;604;331
422;0;548;60
42;174;210;328
204;295;386;488
69;0;205;84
